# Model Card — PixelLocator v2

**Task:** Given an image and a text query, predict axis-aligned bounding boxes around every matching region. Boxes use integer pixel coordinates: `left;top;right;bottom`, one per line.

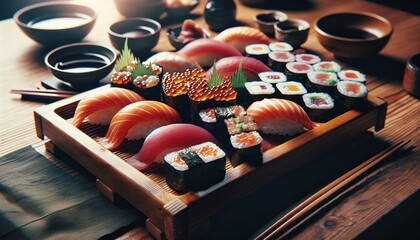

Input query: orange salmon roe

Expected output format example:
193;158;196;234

197;145;218;157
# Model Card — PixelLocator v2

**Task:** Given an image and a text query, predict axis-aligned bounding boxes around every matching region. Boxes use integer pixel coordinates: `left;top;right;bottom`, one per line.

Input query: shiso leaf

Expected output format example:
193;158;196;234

230;61;246;89
115;39;138;72
132;61;156;79
207;61;224;88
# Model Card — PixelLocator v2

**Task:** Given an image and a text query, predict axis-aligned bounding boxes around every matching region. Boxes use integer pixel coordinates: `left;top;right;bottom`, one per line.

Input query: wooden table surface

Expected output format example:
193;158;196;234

1;0;419;239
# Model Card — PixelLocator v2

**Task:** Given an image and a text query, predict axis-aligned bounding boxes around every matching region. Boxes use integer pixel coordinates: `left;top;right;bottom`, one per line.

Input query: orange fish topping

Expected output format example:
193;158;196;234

236;132;257;147
285;85;300;91
197;145;218;157
345;72;358;79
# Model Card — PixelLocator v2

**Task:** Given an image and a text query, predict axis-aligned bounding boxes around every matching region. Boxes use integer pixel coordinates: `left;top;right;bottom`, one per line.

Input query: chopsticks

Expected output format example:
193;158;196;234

10;88;78;101
256;140;411;240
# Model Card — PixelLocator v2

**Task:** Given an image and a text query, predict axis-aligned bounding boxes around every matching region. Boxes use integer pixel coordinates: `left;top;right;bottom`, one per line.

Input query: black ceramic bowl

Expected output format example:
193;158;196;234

14;2;96;47
113;0;165;19
165;0;199;19
108;18;161;56
45;43;117;89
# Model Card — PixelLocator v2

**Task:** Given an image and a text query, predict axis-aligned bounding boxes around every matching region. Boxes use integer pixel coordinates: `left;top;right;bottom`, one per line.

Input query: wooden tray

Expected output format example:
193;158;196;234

34;86;387;239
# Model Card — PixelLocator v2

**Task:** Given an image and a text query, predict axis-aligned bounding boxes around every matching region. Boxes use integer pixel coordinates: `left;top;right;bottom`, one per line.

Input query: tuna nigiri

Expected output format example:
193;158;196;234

73;87;143;128
246;98;319;136
207;56;272;80
177;39;242;67
214;26;271;54
127;123;218;171
103;101;181;150
145;52;201;73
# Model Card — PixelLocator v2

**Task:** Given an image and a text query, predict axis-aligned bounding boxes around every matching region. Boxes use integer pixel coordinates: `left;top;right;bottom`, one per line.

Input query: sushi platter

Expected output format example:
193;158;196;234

34;24;388;239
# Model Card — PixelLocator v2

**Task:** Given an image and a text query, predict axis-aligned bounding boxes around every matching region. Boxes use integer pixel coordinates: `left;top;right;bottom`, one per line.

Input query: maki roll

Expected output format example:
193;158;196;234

338;70;366;83
244;81;275;106
258;71;287;85
109;61;135;90
198;108;217;128
162;71;190;121
313;61;341;72
224;115;259;135
306;71;339;93
295;53;321;65
268;51;295;71
285;62;313;83
229;131;263;167
164;142;226;192
269;42;293;52
336;80;368;108
132;74;162;101
276;81;307;105
245;44;271;64
302;92;335;122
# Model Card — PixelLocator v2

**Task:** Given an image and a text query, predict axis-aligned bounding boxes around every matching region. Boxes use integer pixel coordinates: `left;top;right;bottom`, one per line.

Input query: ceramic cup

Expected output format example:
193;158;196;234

274;18;310;48
403;53;420;98
254;11;288;36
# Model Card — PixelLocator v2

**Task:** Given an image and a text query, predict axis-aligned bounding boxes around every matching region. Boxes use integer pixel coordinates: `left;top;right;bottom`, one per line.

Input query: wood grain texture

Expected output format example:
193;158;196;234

0;0;419;239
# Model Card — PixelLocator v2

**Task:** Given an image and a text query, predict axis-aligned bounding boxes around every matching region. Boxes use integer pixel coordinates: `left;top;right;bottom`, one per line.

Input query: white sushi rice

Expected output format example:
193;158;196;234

269;51;295;63
337;70;366;82
313;61;341;72
258;71;287;84
276;81;307;95
245;44;270;55
258;118;305;136
269;42;293;52
337;80;368;98
302;92;334;109
230;131;263;149
245;81;275;95
126;120;171;140
190;142;225;163
295;54;321;64
86;107;120;125
199;108;216;123
164;152;188;171
307;71;338;86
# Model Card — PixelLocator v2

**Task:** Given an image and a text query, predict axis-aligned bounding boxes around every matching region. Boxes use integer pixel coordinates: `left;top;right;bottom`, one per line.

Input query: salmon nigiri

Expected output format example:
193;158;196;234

207;56;272;80
127;123;218;171
73;87;144;128
103;101;181;150
246;98;319;136
177;39;242;67
214;26;271;54
145;51;202;73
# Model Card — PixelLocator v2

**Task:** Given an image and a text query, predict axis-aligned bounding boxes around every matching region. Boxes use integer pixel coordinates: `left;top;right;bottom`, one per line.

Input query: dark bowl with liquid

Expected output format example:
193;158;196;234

14;2;96;47
315;12;393;58
108;18;161;57
45;43;117;89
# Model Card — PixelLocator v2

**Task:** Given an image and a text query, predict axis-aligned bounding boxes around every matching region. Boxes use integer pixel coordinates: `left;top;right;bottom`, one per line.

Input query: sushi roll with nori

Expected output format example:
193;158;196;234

224;115;259;135
269;42;293;52
336;80;368;108
258;71;287;85
132;74;162;101
295;53;321;65
268;51;295;71
164;142;226;192
313;61;341;72
198;108;217;129
302;92;335;122
229;131;263;167
276;81;307;105
306;71;339;93
244;81;275;106
245;44;271;64
285;62;313;83
337;70;366;83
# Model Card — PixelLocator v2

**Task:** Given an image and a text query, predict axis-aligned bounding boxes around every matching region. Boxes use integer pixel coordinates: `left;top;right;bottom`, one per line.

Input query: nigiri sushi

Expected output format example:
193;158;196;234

177;38;242;67
246;98;319;136
73;87;144;128
145;52;202;73
214;26;271;54
103;101;181;150
127;123;218;171
207;56;272;80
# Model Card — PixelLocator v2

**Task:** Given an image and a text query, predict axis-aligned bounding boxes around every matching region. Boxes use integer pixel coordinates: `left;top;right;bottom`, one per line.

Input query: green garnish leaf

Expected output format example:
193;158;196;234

132;61;156;79
230;61;247;89
207;61;224;88
115;39;138;72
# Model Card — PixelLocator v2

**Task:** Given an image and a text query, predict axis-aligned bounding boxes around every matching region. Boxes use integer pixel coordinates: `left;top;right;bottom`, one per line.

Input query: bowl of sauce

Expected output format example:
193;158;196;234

45;43;117;89
254;11;288;36
14;2;96;47
274;19;310;48
108;18;161;58
315;12;393;58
